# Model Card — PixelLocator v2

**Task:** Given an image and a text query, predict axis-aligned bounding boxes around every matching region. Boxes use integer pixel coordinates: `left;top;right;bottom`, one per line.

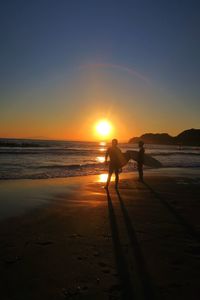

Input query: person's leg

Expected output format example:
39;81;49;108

114;170;119;189
140;166;143;181
137;163;143;181
105;171;113;188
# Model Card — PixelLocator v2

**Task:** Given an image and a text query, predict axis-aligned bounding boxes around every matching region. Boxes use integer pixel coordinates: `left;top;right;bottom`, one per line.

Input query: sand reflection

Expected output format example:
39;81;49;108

97;173;114;183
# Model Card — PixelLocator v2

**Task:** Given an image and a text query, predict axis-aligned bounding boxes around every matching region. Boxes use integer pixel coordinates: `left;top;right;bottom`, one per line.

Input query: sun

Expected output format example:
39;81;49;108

95;120;112;138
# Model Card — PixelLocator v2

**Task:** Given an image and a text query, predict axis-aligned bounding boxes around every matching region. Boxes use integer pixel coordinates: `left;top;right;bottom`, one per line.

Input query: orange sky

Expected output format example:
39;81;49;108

1;65;199;142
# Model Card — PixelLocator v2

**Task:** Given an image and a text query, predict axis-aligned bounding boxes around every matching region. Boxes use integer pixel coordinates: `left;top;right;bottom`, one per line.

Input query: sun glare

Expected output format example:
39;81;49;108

95;120;112;138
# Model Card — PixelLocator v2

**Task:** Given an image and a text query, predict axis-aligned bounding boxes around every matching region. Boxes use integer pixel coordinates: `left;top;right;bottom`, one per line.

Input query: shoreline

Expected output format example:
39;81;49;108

0;167;200;222
1;166;200;181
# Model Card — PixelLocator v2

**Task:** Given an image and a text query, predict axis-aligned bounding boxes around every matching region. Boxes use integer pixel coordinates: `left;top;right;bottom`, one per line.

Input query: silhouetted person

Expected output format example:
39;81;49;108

104;139;122;189
137;141;145;182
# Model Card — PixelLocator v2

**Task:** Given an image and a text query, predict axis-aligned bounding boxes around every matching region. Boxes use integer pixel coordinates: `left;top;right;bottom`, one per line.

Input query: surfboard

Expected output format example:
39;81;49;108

117;151;129;167
120;150;162;168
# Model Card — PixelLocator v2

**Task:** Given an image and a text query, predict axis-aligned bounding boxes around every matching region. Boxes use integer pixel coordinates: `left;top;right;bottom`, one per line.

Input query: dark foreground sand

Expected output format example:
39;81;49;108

0;169;200;300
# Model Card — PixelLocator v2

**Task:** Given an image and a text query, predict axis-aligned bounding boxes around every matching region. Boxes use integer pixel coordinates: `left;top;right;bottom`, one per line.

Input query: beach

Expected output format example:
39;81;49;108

0;168;200;300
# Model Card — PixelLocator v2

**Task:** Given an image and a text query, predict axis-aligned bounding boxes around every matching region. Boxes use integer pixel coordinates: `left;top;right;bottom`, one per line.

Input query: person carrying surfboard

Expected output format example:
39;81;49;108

138;141;145;182
104;139;123;189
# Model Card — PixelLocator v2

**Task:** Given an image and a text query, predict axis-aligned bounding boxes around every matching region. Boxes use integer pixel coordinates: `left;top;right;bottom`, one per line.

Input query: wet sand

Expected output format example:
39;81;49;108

0;169;200;299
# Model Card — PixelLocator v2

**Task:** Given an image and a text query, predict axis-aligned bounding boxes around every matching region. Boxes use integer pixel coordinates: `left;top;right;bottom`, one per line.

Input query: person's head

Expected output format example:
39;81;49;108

112;138;118;146
139;140;144;148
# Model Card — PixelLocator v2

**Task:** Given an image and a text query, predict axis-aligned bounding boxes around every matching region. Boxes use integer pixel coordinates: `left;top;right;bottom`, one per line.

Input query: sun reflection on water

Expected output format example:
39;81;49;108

96;156;105;163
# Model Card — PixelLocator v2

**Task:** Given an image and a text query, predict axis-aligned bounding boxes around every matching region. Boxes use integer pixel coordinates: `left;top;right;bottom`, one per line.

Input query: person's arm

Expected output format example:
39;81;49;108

105;148;109;164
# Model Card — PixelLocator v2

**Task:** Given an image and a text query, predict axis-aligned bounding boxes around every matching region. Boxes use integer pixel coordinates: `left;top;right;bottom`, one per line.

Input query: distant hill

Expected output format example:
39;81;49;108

129;129;200;146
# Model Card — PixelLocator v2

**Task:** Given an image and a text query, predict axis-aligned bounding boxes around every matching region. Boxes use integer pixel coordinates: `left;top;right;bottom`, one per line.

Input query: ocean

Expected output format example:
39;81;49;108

0;138;200;180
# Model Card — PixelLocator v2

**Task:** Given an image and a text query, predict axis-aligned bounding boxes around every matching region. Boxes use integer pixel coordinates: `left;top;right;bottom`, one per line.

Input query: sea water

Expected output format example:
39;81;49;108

0;139;200;180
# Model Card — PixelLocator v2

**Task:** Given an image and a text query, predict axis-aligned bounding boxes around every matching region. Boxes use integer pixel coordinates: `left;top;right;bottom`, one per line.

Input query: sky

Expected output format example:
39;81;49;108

0;0;200;141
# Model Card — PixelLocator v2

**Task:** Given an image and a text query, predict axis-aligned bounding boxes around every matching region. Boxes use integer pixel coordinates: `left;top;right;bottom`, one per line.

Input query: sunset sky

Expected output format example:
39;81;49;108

1;0;200;141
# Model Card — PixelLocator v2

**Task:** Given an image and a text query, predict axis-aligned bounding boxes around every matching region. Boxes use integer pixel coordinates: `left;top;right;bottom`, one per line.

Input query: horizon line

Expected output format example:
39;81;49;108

0;128;198;143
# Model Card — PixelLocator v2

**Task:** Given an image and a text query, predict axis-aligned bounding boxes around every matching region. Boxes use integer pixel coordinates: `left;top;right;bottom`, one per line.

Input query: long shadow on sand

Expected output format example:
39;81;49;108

115;189;156;300
143;182;200;242
106;189;135;299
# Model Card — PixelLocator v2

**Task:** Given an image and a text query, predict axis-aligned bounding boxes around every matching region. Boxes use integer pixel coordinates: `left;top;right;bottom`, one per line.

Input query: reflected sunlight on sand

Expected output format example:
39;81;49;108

97;173;114;183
